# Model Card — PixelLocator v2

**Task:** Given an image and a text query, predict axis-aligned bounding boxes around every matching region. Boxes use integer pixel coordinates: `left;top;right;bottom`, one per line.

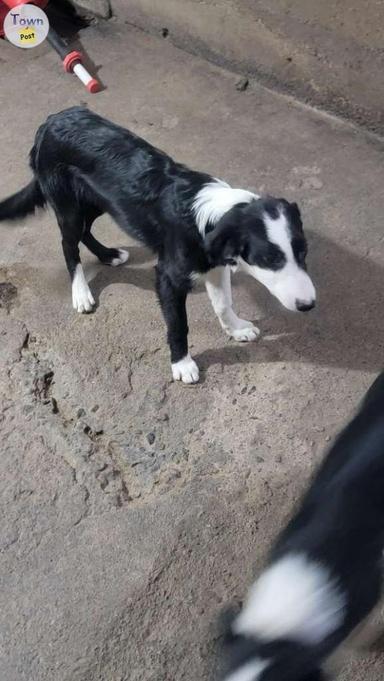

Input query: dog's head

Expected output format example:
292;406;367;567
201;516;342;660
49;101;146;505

205;197;316;312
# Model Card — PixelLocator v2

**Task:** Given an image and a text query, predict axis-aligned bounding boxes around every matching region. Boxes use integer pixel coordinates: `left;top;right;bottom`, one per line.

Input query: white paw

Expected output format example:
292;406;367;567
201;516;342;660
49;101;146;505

72;265;95;313
72;287;95;313
172;354;200;384
111;249;129;266
229;320;260;342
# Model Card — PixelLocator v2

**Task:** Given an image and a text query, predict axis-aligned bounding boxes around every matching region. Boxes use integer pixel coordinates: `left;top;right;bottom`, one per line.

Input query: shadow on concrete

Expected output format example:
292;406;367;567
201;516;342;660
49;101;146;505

87;232;384;373
88;246;155;305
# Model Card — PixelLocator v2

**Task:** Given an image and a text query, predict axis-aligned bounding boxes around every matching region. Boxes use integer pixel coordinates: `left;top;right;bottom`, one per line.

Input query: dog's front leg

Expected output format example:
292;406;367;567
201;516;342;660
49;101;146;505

205;266;259;341
155;265;199;384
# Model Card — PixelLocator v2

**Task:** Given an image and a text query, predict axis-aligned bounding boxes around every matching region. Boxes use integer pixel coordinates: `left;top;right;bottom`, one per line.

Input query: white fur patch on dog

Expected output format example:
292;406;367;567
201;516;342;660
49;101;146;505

264;210;293;256
72;264;95;313
193;179;258;235
110;248;129;267
225;659;270;681
171;354;199;384
234;553;345;645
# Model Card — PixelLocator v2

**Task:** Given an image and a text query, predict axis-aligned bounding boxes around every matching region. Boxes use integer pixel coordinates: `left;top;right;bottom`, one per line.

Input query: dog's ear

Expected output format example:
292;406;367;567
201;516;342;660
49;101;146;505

288;201;302;223
204;210;243;266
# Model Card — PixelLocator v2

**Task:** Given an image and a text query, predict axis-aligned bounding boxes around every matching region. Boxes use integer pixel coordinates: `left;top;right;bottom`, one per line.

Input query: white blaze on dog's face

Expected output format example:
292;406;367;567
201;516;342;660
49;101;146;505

238;199;316;312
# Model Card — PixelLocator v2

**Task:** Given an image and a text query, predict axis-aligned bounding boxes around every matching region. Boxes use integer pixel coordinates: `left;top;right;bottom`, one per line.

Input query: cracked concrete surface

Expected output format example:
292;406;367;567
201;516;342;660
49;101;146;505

1;19;384;681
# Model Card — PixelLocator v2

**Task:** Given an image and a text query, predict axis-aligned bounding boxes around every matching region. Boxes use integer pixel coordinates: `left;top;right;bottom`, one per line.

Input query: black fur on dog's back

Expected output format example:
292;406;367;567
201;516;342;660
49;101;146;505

25;106;212;253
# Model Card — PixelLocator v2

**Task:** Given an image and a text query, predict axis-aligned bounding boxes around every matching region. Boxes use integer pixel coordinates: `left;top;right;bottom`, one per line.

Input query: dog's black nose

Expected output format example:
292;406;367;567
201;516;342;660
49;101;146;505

296;299;315;312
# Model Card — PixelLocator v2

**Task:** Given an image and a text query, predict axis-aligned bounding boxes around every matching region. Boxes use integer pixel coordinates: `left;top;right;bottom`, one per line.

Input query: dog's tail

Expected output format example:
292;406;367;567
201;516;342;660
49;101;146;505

0;179;46;222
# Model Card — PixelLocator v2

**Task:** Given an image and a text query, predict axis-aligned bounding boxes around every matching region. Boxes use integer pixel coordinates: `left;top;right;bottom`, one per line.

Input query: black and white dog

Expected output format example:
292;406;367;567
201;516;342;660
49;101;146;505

220;371;384;681
0;107;315;383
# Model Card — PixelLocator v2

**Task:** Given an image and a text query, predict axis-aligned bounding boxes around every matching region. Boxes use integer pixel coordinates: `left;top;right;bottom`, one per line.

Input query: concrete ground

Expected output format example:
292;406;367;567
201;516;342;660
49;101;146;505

1;19;384;681
114;0;384;135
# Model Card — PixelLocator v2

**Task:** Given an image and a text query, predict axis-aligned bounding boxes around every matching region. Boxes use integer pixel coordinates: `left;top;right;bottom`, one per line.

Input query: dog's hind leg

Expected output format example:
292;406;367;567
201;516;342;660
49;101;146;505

82;207;129;266
55;205;96;314
205;266;260;341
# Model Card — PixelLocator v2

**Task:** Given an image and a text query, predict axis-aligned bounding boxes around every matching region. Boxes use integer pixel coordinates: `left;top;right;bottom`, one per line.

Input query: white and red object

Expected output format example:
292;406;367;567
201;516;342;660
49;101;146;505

48;32;101;94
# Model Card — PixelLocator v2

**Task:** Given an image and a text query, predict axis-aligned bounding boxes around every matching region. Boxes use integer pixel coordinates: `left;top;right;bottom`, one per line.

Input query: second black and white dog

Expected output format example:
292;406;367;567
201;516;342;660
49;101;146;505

0;107;316;383
220;371;384;681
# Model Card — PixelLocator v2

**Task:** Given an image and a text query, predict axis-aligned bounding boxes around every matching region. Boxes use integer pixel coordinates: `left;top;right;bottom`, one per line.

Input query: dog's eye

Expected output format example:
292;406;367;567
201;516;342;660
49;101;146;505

259;253;285;269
